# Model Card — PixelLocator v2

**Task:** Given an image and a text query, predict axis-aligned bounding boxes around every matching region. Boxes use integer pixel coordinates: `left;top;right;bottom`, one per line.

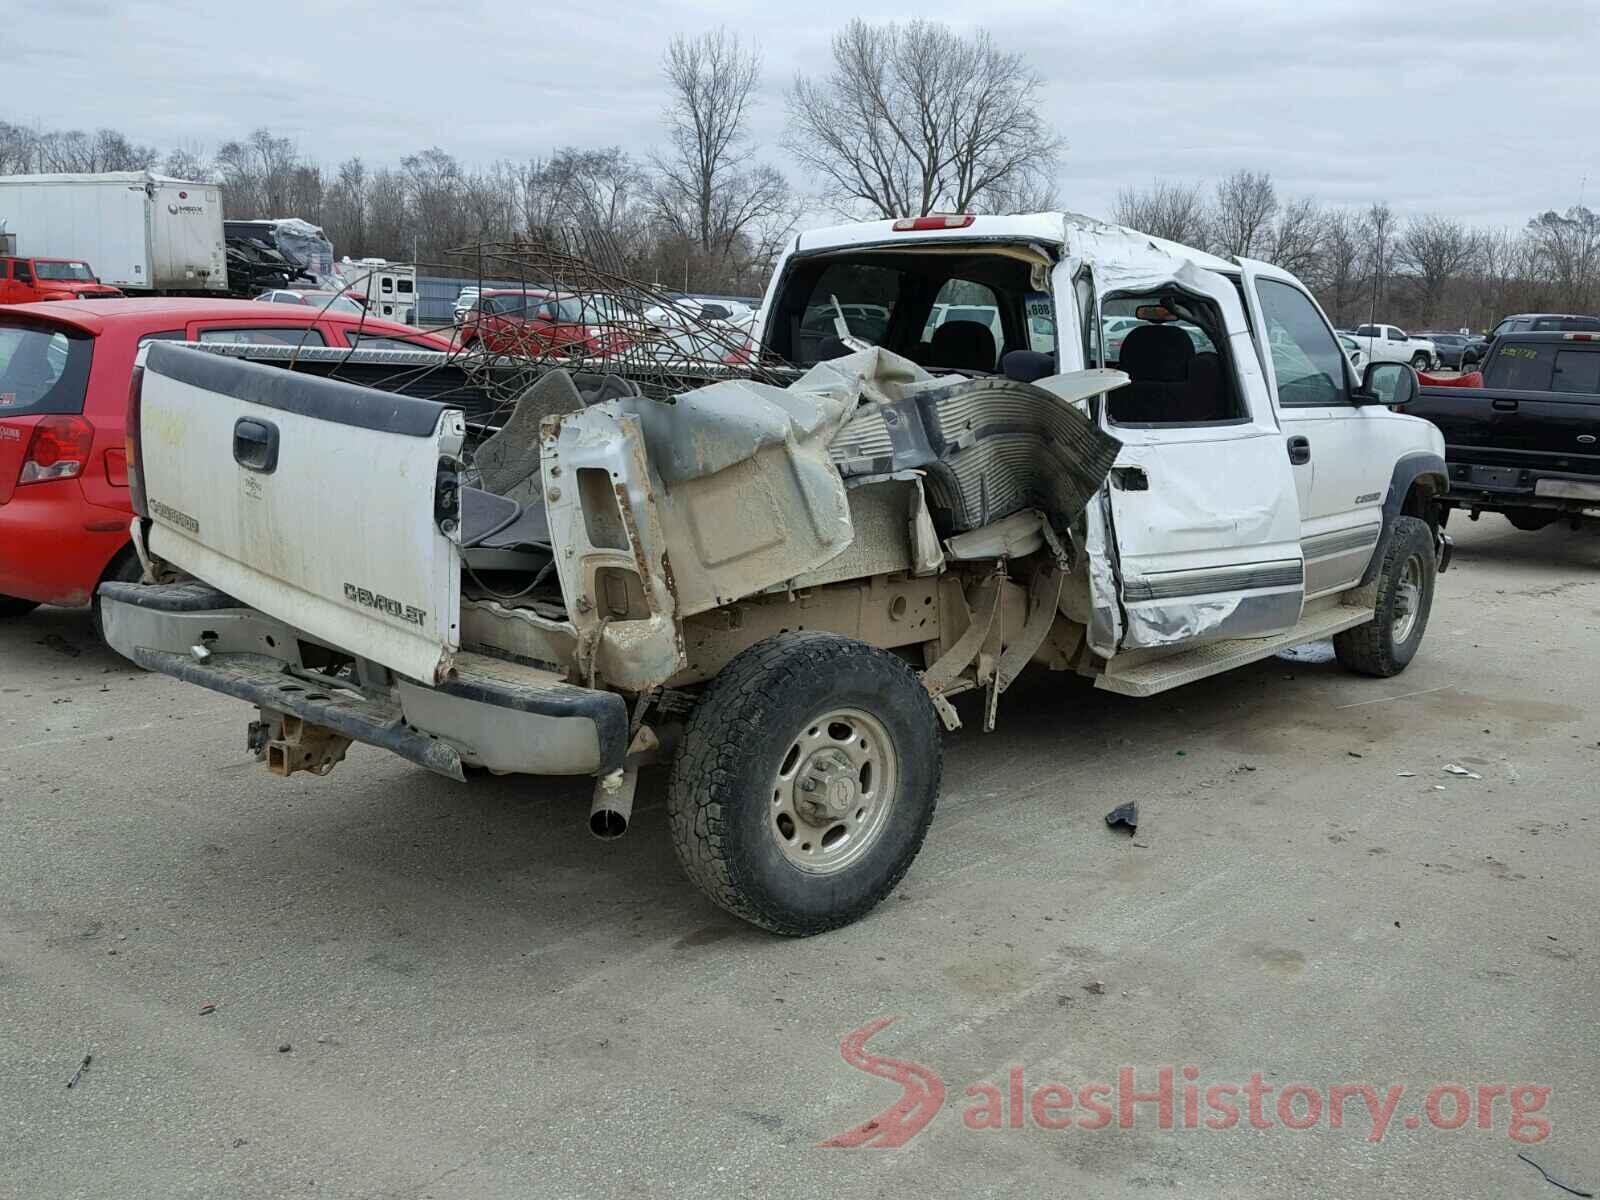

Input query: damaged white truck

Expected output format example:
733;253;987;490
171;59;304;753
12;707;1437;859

101;213;1452;935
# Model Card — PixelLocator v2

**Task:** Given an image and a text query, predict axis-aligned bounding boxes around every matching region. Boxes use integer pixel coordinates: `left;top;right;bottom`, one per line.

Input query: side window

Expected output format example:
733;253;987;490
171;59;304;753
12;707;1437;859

14;261;33;285
196;327;327;347
1389;327;1407;341
1551;349;1600;394
344;333;439;351
381;277;395;294
397;278;414;294
136;330;186;347
1256;279;1349;407
1025;293;1056;355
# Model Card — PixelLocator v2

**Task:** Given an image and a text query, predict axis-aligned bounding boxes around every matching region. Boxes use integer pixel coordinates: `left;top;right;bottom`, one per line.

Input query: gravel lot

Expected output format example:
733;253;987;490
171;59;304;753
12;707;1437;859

2;516;1596;1198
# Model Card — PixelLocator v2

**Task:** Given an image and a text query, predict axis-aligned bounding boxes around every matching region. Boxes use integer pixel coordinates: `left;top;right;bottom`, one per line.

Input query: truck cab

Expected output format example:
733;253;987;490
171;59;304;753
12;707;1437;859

1351;323;1436;370
98;212;1451;936
0;257;123;305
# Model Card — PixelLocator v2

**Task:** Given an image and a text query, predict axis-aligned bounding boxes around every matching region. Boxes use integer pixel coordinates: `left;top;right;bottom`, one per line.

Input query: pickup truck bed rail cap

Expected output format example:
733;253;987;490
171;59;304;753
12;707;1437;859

145;341;450;437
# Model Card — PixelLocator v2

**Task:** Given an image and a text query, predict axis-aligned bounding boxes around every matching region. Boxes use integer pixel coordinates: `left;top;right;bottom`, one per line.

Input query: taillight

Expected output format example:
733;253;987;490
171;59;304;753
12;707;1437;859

126;364;149;516
723;338;756;366
18;415;95;485
892;214;975;231
1562;332;1598;341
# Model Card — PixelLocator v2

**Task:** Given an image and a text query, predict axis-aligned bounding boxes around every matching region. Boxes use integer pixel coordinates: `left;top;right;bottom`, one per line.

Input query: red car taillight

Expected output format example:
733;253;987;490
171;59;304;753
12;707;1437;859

723;337;756;366
126;364;149;516
18;415;95;486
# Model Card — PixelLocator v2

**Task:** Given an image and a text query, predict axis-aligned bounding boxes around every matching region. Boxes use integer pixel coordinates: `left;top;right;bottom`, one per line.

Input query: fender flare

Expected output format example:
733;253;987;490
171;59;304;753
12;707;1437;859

1359;451;1448;586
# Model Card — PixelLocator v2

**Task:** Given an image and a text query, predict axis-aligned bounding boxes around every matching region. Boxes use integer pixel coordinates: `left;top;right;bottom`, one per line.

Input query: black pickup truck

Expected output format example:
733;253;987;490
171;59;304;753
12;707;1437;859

1404;331;1600;530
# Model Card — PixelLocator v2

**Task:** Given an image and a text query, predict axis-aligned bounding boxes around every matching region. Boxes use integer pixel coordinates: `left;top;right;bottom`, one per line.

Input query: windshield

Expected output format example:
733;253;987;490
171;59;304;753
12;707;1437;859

550;295;627;324
33;261;96;282
307;293;365;316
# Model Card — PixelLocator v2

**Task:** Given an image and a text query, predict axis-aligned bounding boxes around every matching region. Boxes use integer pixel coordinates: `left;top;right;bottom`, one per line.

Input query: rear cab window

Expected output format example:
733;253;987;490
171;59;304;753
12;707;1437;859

0;320;94;415
769;246;1047;371
1485;343;1556;390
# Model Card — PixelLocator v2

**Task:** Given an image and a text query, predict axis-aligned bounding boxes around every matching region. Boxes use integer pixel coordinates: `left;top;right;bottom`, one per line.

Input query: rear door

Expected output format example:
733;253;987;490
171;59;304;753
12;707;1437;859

137;342;464;682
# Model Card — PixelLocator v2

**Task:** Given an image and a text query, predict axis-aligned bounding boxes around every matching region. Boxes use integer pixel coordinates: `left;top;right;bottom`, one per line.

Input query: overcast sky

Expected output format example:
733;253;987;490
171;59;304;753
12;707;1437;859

13;0;1600;230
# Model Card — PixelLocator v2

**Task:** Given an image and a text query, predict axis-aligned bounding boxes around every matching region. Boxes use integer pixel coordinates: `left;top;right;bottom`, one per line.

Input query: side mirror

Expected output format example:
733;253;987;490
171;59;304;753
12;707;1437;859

1356;360;1417;408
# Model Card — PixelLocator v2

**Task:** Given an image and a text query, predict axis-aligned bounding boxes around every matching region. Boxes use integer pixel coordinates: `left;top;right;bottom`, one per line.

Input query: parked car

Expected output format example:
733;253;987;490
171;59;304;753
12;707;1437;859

453;287;481;326
102;212;1448;936
0;256;123;304
0;299;450;626
1101;315;1144;361
1351;324;1437;370
1419;332;1482;370
457;289;632;357
1338;333;1365;370
254;289;368;317
1404;330;1600;530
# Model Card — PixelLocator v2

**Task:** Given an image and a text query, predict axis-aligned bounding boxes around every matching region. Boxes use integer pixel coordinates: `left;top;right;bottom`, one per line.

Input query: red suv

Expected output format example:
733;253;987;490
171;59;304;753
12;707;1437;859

0;299;450;627
0;257;123;305
458;289;632;357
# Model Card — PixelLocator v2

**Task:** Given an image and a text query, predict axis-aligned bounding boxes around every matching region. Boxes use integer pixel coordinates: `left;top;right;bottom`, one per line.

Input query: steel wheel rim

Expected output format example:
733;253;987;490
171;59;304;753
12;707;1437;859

770;707;898;875
1393;553;1424;643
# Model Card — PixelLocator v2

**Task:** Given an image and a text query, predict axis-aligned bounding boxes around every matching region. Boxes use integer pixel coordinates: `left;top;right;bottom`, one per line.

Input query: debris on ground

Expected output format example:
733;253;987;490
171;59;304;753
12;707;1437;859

1104;802;1139;834
1348;750;1364;758
1443;764;1484;779
277;1042;292;1053
199;1002;217;1016
1396;771;1417;777
1083;980;1106;995
1517;1151;1594;1197
66;1053;91;1089
36;633;81;658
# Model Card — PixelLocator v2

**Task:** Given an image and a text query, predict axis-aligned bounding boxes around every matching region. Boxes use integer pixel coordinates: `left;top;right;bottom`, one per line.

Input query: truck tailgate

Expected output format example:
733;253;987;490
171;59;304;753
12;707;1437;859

139;343;463;681
1411;385;1600;478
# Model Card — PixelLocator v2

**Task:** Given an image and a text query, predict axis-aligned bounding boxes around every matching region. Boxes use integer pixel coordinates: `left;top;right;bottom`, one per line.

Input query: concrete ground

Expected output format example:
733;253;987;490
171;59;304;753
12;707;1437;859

1;516;1595;1199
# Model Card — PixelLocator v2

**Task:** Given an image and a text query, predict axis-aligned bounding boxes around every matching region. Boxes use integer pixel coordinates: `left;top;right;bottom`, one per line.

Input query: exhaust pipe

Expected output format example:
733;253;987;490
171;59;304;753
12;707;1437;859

589;768;634;839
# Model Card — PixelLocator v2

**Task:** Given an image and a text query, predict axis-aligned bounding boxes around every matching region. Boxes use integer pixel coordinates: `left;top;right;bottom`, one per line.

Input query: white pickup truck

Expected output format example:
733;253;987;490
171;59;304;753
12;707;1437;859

1350;323;1438;371
102;212;1452;936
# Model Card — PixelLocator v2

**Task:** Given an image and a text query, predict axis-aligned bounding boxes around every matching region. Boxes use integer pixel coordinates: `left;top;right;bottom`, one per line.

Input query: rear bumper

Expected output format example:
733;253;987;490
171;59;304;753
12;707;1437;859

1443;461;1600;513
0;481;128;606
97;580;628;780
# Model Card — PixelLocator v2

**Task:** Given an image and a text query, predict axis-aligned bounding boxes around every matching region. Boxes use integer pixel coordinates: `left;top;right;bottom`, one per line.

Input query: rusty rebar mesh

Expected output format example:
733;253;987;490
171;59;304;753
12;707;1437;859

307;231;796;431
438;234;796;414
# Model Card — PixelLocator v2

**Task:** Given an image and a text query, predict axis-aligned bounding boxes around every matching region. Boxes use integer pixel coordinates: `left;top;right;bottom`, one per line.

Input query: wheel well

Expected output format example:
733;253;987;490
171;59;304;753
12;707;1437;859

1401;476;1447;531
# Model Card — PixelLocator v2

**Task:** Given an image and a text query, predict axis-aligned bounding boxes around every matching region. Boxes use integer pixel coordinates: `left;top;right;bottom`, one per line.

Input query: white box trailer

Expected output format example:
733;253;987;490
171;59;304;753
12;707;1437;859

0;171;228;293
335;258;417;324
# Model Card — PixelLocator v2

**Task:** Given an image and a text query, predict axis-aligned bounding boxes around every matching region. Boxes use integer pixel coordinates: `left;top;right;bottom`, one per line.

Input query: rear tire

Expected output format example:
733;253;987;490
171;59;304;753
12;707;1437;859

0;595;41;619
667;632;941;936
1335;515;1436;678
1505;509;1557;532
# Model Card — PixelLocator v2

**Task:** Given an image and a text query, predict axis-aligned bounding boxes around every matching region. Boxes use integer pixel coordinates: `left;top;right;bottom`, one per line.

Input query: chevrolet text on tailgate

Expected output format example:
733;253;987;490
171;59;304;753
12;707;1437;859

102;213;1452;935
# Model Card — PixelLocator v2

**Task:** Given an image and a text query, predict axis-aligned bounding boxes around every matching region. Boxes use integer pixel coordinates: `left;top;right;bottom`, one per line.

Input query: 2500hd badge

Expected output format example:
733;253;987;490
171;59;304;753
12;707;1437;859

343;583;427;627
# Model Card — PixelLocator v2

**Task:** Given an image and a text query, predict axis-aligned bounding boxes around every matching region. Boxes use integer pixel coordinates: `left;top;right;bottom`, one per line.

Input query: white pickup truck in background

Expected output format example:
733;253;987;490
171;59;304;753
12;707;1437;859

1351;323;1438;370
101;212;1452;936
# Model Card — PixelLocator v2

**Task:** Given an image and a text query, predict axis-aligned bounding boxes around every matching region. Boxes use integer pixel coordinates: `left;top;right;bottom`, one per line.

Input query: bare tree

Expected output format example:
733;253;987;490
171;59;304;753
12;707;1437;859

1209;170;1279;258
0;121;36;174
1264;196;1324;276
1524;205;1600;312
1311;208;1364;327
162;141;211;180
1359;202;1398;323
1112;179;1208;246
1395;215;1476;326
215;128;301;215
786;19;1061;218
650;29;795;289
